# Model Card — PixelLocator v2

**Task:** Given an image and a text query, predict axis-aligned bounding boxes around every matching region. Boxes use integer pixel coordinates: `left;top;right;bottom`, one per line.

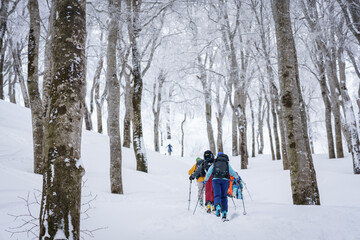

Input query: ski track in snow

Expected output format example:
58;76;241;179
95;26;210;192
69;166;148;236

1;100;360;240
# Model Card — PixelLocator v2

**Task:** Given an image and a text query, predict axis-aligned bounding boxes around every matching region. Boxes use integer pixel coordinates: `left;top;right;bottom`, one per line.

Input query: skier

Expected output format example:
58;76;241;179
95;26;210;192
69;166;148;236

167;144;173;156
204;152;240;221
188;157;205;206
189;150;215;213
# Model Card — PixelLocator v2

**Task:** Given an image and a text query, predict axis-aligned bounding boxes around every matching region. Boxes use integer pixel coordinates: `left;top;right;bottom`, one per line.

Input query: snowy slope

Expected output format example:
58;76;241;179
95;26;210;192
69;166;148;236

1;99;360;240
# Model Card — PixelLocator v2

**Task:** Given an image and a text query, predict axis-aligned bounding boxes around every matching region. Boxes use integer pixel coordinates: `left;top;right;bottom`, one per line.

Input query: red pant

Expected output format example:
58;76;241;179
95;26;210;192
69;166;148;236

205;176;214;203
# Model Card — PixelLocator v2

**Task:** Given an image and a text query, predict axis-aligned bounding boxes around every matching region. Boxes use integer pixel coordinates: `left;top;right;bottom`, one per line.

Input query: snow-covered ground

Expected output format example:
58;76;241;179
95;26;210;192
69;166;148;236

1;99;360;240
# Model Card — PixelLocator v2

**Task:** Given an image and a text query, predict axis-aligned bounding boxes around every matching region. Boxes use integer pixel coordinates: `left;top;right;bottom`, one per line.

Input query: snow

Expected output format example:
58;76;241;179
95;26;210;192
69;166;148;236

1;99;360;240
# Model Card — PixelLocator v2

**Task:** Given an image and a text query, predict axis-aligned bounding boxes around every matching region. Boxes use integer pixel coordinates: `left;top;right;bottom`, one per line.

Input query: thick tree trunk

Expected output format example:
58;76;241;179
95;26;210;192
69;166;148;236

273;0;320;205
107;0;123;194
39;0;87;238
28;0;44;174
127;0;148;172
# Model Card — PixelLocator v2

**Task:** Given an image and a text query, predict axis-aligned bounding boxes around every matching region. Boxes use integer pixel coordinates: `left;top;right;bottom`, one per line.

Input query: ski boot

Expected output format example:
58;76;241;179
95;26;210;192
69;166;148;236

215;204;221;217
206;203;212;213
222;211;228;221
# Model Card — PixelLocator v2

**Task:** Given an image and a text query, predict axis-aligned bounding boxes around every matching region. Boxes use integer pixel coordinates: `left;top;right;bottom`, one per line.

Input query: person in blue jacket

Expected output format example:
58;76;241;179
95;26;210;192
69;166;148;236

204;152;240;220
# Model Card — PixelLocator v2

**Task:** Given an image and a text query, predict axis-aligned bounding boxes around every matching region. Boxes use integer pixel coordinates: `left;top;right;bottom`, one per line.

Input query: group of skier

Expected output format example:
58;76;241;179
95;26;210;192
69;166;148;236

188;150;243;221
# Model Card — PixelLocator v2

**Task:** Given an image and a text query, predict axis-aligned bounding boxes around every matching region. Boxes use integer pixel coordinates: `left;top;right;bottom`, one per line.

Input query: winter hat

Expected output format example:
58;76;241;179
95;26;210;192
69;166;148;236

196;157;201;162
217;152;224;156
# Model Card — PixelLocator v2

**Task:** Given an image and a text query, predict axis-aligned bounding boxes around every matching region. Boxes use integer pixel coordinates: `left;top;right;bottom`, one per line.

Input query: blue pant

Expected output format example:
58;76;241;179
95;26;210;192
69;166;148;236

212;179;229;212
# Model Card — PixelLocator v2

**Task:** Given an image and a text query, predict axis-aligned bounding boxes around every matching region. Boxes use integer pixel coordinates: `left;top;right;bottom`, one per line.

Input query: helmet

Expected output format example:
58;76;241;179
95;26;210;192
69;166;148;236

196;157;201;162
203;150;214;161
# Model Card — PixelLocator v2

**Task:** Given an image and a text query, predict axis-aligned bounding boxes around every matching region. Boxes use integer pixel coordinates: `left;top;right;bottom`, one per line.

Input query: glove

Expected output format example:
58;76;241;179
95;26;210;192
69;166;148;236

204;181;207;185
189;175;194;180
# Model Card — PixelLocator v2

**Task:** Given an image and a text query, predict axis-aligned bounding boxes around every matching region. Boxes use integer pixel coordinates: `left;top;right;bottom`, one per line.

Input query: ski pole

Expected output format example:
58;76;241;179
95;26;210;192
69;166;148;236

242;180;253;201
240;191;247;215
193;183;205;215
188;180;192;211
231;197;236;210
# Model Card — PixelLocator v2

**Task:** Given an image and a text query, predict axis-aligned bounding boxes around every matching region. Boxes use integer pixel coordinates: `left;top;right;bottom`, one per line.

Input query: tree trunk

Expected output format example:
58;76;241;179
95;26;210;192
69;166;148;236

83;101;93;131
28;0;44;174
127;0;148;173
257;89;265;154
232;112;238;156
272;0;320;205
249;96;256;158
301;0;336;159
39;0;87;238
123;73;132;147
90;52;104;133
266;96;275;160
323;27;344;158
107;0;123;194
153;70;165;152
318;58;336;158
0;0;10;100
181;113;186;157
11;42;30;108
166;89;172;140
278;106;289;169
8;71;16;103
337;46;360;173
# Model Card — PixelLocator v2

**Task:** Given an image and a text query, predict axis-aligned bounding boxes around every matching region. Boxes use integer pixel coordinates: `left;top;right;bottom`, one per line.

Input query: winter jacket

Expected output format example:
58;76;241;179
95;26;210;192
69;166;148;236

204;163;239;182
188;164;205;182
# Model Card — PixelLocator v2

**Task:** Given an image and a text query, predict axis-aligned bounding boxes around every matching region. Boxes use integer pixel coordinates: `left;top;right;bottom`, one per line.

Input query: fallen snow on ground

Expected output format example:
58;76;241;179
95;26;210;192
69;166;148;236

1;100;360;240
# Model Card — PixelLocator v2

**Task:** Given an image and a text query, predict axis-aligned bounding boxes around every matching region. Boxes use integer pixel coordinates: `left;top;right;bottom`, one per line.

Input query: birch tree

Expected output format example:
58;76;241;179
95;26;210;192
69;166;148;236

272;0;320;205
39;0;87;238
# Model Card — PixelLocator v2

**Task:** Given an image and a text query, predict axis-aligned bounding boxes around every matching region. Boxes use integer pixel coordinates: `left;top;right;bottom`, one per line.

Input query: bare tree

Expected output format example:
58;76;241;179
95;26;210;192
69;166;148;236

181;113;187;157
107;0;123;194
272;0;320;205
301;0;337;159
10;40;30;108
27;0;43;174
127;0;148;172
0;0;19;99
152;69;166;152
39;0;87;238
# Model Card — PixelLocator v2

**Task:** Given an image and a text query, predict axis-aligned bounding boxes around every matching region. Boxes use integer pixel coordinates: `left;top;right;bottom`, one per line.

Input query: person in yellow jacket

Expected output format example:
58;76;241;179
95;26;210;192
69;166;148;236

188;157;205;206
